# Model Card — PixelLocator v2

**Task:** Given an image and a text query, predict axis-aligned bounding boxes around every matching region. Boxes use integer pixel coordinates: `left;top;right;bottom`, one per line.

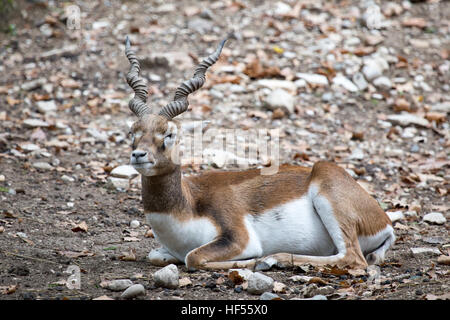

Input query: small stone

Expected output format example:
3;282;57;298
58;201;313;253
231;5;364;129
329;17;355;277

153;264;179;289
107;177;129;190
411;247;441;257
21;78;46;91
260;292;280;300
289;275;313;283
110;165;139;179
187;17;214;34
322;92;334;102
130;220;140;228
362;60;383;81
32;162;53;170
430;102;450;113
373;76;392;90
61;175;75;182
387;211;405;223
352;73;368;91
255;256;278;271
36;100;57;113
301;294;328;300
120;284;145;299
315;285;335;296
296;73;329;86
86;128;108;142
264;88;295;113
332;75;359;92
386;114;430;128
20;143;40;152
423;212;446;225
23;119;49;128
93;295;114;300
247;272;274;295
101;279;133;291
349;148;364;160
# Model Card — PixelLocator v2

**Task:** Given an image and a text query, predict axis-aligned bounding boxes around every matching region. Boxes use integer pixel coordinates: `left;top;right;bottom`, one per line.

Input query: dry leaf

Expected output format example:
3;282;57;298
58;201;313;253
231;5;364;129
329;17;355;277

228;270;244;285
58;250;94;259
402;18;427;29
144;229;154;238
425;112;446;123
119;248;136;261
348;268;367;277
6;96;21;106
307;277;328;286
71;221;88;232
243;57;281;79
179;277;193;287
17;233;34;246
0;285;17;295
272;281;286;293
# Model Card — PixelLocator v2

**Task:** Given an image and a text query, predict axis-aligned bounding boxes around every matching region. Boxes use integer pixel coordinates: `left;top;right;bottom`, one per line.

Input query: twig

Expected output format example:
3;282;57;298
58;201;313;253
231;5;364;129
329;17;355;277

2;250;59;265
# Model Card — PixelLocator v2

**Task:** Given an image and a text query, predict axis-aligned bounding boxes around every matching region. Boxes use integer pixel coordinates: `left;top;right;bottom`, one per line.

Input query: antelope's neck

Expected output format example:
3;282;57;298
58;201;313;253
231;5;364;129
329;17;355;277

141;167;191;214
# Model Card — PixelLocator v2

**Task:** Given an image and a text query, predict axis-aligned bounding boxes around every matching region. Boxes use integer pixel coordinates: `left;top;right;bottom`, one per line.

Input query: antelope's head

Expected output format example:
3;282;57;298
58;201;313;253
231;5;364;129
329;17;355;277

124;36;227;176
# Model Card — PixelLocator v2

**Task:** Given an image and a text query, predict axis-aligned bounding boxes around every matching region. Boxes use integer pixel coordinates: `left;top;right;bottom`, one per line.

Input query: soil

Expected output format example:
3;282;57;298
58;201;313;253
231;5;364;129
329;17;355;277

0;0;448;300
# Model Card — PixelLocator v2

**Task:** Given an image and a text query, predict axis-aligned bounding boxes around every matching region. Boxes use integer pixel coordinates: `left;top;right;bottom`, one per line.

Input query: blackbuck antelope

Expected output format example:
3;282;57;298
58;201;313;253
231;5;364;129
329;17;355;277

123;37;395;271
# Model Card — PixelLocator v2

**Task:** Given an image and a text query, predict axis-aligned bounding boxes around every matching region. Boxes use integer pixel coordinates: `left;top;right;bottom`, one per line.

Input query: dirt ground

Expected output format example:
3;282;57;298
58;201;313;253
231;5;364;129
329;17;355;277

0;0;449;300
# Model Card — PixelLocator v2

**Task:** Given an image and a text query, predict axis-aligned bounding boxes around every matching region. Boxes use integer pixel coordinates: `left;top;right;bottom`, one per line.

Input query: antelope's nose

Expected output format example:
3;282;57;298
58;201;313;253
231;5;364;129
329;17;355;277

131;150;147;159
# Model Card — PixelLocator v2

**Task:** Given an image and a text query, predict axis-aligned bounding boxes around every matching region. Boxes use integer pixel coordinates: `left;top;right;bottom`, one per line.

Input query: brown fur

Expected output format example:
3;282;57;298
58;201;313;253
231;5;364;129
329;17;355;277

132;115;392;269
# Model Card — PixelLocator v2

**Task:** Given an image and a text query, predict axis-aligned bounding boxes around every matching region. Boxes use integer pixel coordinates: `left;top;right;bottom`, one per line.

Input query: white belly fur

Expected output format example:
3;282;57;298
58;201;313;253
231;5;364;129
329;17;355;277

235;196;336;260
146;196;391;263
146;213;218;261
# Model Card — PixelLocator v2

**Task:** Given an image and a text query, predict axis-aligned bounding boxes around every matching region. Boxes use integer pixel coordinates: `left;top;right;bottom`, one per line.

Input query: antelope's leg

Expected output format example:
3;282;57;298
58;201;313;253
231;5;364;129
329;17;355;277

185;234;249;271
201;259;257;271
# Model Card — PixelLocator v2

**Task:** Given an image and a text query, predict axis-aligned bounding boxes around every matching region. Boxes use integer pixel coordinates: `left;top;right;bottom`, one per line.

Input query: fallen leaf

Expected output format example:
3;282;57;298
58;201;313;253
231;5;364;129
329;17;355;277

71;221;88;232
348;268;367;277
307;277;328;285
243;57;281;79
228;270;244;285
6;96;21;106
402;18;427;29
0;285;17;295
118;248;136;261
425;112;446;123
17;233;34;246
58;250;94;259
179;277;193;287
144;229;154;238
61;78;82;89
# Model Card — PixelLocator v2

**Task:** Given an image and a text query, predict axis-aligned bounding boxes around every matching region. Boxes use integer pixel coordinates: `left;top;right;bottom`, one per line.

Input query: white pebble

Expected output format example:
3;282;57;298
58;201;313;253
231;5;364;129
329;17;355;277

130;220;140;228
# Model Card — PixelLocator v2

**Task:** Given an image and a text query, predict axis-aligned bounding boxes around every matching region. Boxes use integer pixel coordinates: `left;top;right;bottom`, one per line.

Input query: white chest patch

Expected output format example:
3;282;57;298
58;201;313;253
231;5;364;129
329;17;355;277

235;196;336;260
146;213;218;261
